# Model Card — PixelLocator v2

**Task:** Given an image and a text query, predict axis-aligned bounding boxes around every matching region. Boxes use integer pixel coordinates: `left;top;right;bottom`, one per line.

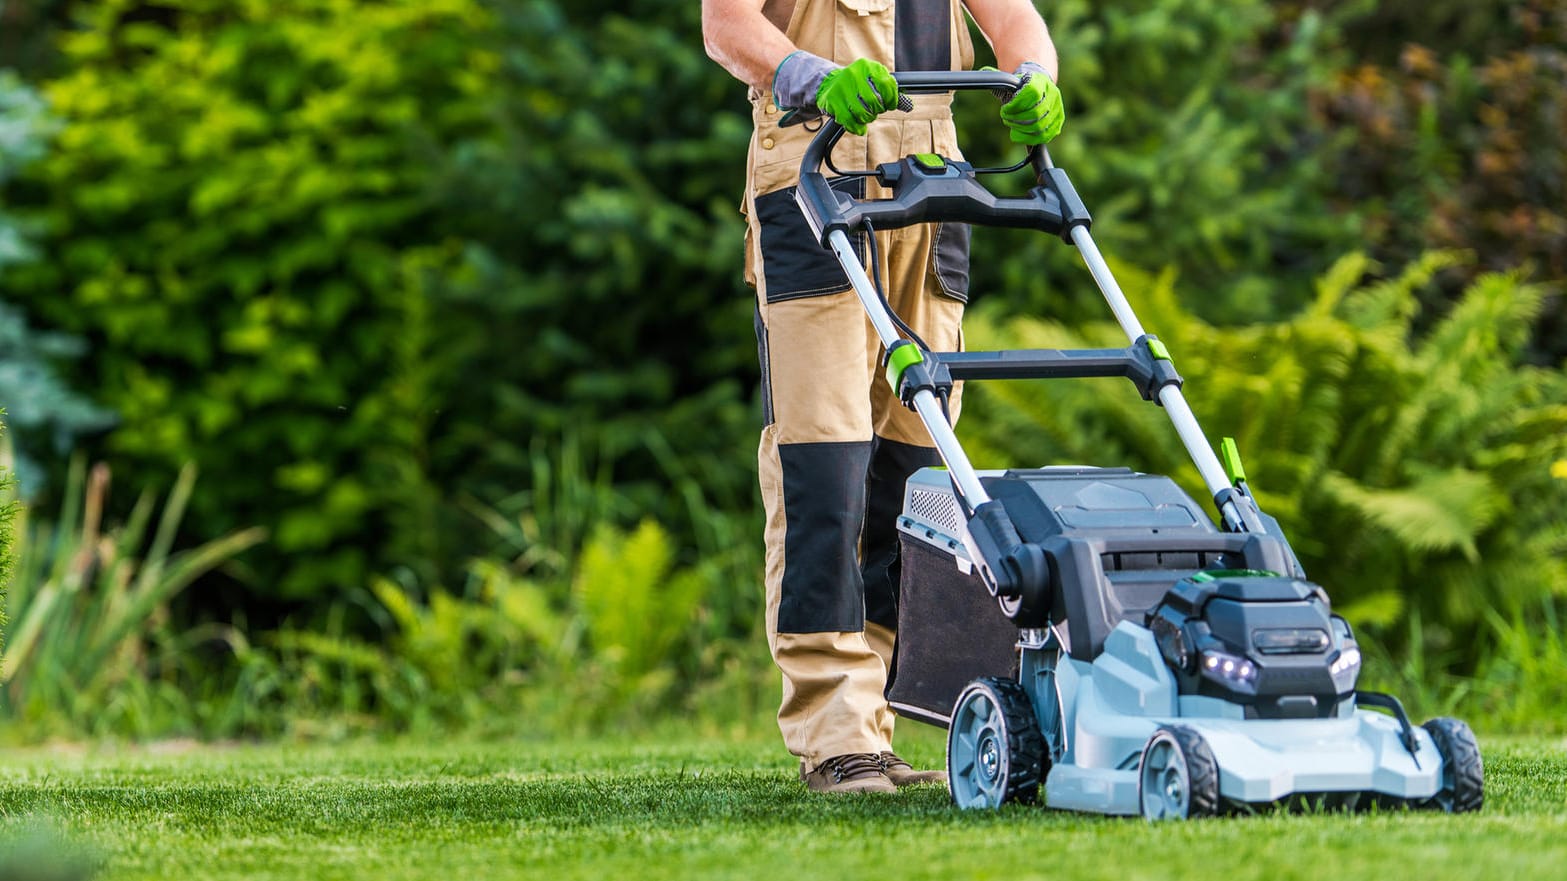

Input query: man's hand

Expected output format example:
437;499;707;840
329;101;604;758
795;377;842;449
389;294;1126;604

1000;62;1064;145
814;58;900;137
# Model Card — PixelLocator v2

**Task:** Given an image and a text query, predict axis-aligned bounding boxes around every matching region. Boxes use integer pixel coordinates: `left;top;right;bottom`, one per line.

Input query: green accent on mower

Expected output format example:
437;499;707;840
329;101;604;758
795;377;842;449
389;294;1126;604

885;343;925;390
1220;437;1247;485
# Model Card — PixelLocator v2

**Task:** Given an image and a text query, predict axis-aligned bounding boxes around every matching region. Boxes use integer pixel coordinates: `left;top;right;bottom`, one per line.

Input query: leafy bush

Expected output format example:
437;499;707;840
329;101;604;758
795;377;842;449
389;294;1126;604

0;1;761;601
955;0;1355;323
0;70;52;274
0;0;502;598
960;253;1567;670
1320;0;1559;63
0;0;76;75
225;517;747;738
1318;0;1567;361
1;73;117;494
0;303;118;496
412;0;758;557
572;521;708;712
229;559;569;738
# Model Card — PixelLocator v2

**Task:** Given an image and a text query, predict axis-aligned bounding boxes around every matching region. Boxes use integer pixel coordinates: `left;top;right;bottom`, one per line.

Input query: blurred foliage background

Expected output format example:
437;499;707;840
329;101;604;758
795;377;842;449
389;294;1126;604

0;0;1562;741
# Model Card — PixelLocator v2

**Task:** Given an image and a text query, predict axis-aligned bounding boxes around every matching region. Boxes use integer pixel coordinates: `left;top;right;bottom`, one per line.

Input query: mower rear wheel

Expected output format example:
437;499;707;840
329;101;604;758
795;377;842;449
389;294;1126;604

1139;725;1219;821
947;677;1046;809
1423;717;1484;813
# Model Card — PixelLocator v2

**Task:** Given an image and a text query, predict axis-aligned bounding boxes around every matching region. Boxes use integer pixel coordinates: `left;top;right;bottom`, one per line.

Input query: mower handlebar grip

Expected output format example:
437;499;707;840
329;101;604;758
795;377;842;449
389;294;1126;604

796;70;1079;244
798;71;1023;183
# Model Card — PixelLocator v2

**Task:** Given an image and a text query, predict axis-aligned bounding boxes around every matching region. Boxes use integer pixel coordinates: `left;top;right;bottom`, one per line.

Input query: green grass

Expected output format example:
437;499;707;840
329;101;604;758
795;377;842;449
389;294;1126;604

1;726;1564;881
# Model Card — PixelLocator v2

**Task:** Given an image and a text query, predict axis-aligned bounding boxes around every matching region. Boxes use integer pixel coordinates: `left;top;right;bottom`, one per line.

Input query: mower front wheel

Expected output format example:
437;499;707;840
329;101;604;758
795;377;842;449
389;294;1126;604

947;677;1046;809
1138;725;1219;821
1422;717;1484;813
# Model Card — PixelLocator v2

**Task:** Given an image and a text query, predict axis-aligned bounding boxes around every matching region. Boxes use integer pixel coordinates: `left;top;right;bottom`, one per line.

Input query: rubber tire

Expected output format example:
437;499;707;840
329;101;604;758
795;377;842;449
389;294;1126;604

1138;725;1220;821
1422;717;1484;813
947;677;1047;809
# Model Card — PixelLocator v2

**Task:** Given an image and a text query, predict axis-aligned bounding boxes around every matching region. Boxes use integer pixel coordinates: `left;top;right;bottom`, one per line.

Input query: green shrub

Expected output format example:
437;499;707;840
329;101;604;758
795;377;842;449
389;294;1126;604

230;559;570;738
1318;0;1567;361
0;303;119;496
0;1;761;601
416;0;758;554
960;253;1567;671
230;516;738;738
2;73;117;494
572;521;707;711
1319;0;1560;63
956;0;1355;324
0;0;500;598
0;70;52;274
0;0;75;75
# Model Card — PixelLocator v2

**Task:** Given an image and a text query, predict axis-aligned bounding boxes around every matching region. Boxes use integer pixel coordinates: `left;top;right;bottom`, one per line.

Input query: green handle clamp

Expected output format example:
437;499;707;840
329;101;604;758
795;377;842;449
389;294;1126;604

1220;437;1247;486
885;341;925;393
1146;337;1173;363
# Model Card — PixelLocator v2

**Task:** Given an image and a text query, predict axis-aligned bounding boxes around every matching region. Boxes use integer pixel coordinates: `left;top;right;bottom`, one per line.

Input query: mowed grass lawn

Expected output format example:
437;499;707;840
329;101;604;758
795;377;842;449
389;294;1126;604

1;725;1564;881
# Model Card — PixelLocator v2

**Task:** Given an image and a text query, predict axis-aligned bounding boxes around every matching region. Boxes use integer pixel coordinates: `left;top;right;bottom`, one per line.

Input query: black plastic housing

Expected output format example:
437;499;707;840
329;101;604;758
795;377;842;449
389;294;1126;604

1147;575;1360;719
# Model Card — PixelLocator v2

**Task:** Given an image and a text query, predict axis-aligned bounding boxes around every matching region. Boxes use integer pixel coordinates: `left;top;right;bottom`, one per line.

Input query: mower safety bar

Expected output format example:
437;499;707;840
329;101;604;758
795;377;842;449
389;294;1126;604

927;336;1184;402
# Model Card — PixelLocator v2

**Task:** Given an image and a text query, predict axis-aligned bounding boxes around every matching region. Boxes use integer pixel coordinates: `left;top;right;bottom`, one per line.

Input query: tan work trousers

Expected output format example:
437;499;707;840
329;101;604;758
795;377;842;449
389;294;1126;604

744;95;971;767
740;0;977;770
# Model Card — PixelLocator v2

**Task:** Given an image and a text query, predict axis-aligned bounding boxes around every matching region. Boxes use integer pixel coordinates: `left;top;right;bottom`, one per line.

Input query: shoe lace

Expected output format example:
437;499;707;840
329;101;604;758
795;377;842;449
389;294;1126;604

877;751;912;771
820;753;885;783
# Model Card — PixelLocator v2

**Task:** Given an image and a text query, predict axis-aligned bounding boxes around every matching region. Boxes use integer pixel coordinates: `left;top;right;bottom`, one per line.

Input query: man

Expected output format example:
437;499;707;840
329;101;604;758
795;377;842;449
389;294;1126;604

701;0;1065;794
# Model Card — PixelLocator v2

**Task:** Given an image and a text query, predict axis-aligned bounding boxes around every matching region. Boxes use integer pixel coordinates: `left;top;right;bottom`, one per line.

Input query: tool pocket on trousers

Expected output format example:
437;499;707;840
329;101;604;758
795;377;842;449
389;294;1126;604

755;178;867;303
932;221;971;302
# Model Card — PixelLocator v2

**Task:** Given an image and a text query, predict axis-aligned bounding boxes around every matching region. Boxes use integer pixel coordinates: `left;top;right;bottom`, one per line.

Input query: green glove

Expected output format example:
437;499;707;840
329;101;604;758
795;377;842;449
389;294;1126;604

815;58;899;137
999;62;1065;145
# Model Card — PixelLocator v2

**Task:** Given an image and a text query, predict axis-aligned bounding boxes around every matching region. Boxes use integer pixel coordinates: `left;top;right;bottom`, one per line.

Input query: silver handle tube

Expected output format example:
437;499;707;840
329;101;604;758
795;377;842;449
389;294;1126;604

828;231;903;347
1158;386;1244;529
1069;225;1146;342
910;391;991;507
1067;226;1247;530
827;229;993;510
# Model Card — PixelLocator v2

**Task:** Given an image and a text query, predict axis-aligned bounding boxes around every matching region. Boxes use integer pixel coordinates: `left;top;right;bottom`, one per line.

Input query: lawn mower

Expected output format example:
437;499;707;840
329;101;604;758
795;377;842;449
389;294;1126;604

793;70;1484;819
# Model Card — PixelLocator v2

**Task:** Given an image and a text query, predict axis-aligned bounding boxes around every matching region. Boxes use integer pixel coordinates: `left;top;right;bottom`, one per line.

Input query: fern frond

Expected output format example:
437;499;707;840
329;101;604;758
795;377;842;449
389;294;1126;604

1320;469;1502;562
1308;252;1377;319
1340;250;1463;333
1420;270;1545;371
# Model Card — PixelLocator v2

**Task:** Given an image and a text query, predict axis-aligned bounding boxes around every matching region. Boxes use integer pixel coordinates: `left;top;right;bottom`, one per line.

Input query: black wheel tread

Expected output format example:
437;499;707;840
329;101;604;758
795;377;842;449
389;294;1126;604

1423;717;1484;813
1166;724;1220;818
976;676;1048;805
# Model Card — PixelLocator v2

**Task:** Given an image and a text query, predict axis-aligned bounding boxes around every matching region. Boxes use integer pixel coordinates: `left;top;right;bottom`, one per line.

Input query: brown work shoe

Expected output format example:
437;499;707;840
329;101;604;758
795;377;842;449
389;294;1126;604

879;751;947;787
801;753;897;794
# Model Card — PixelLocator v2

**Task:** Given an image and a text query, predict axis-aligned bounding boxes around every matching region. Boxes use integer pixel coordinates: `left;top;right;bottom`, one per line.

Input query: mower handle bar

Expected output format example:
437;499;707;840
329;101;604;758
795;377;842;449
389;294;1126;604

798;70;1054;186
796;71;1066;245
801;71;1261;540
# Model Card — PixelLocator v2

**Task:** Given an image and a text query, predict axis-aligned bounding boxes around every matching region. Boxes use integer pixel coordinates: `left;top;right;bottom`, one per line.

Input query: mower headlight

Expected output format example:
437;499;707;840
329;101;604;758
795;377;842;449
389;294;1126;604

1330;646;1361;678
1200;648;1259;695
